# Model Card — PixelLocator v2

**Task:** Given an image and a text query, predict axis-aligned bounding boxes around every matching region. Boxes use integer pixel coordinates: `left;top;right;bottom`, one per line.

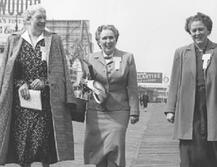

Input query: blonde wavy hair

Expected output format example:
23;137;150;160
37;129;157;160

23;4;46;25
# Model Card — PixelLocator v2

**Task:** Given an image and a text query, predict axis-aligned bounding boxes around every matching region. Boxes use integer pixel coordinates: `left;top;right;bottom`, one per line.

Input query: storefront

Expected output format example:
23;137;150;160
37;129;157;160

137;72;169;103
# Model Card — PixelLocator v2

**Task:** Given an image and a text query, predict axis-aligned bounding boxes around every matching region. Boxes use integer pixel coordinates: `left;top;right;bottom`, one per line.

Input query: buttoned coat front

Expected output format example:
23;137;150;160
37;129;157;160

166;40;217;141
0;30;76;164
86;49;139;116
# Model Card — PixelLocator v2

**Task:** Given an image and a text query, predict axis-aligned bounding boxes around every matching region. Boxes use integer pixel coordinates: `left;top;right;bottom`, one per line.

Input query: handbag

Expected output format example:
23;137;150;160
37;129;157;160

67;98;86;122
69;57;89;122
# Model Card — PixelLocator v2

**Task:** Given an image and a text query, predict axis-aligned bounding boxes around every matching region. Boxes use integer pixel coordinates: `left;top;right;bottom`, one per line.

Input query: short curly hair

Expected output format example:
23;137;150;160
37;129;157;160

95;25;119;48
23;4;46;23
185;12;213;34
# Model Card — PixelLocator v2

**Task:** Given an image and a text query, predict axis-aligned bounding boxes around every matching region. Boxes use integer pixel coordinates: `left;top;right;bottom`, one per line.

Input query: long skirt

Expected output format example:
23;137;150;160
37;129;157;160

7;87;57;165
84;110;130;167
179;85;217;167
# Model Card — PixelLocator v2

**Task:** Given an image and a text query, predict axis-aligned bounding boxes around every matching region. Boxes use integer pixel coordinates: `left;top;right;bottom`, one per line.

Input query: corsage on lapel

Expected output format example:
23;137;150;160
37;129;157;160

202;53;212;70
113;56;122;70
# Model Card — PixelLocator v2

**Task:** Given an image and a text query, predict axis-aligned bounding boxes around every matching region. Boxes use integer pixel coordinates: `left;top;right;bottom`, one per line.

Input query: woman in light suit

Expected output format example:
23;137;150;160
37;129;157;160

166;13;217;167
84;25;139;167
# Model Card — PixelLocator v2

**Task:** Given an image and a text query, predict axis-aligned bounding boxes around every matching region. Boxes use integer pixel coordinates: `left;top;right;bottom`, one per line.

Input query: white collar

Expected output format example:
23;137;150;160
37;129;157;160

103;51;114;58
21;30;44;48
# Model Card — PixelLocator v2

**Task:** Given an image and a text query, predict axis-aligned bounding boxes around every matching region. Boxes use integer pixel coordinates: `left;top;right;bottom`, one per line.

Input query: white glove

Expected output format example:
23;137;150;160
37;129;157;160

86;80;107;104
166;113;175;123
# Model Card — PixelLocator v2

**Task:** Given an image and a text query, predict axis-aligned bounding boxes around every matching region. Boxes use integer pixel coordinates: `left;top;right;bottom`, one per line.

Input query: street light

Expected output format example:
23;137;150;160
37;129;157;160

15;14;18;31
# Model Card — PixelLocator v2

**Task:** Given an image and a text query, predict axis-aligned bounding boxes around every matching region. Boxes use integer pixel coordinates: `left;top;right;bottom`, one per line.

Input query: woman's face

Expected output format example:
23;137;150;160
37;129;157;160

99;29;117;55
189;20;210;46
29;9;46;33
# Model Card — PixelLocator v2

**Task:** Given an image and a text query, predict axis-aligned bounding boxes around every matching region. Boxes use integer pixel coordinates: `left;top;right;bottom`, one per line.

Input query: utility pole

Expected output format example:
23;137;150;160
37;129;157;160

15;14;18;31
83;21;93;53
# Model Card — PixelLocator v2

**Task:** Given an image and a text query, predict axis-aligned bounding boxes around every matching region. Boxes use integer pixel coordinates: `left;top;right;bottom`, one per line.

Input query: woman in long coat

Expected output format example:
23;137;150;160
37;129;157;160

165;12;217;167
83;25;140;167
0;5;75;167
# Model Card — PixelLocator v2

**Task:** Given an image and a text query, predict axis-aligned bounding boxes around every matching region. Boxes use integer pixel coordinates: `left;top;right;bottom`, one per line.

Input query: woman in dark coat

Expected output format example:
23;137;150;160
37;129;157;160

0;5;75;167
165;12;217;167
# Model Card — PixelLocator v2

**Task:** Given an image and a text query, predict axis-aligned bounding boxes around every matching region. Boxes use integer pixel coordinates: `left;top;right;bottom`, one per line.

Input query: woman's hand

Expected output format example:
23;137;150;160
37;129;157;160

130;115;139;124
30;79;45;90
19;83;30;100
166;113;175;123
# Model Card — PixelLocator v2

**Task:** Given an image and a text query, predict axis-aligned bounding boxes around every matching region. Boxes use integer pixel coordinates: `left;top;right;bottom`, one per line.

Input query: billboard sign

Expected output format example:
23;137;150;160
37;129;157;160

0;0;41;16
0;0;41;43
0;15;23;42
137;72;163;83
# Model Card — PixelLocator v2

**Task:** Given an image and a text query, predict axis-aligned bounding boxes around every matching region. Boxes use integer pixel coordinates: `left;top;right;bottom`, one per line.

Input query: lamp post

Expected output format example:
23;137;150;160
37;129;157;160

15;14;18;31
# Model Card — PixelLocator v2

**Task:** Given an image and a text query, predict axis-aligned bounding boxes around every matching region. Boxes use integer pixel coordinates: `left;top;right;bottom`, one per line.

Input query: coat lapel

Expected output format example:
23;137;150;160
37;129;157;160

44;31;52;66
10;36;23;60
4;35;23;83
185;44;196;80
94;51;106;65
204;40;217;72
185;41;217;77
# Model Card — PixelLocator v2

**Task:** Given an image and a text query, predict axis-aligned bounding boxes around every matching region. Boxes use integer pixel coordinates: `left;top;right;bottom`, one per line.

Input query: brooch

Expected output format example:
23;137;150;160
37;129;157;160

202;53;212;70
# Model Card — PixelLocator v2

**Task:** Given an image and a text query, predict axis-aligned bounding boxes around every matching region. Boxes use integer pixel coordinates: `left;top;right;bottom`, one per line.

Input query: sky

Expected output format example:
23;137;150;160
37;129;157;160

41;0;217;77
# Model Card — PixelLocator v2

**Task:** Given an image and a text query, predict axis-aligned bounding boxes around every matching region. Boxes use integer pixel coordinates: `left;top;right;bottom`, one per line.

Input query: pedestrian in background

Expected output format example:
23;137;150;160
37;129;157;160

141;92;149;112
165;12;217;167
0;5;75;167
139;94;143;106
83;25;139;167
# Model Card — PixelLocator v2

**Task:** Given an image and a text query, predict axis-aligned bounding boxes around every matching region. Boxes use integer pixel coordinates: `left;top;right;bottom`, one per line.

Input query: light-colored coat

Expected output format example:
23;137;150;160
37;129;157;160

84;49;139;166
0;30;76;164
86;49;139;116
85;49;139;115
166;40;217;141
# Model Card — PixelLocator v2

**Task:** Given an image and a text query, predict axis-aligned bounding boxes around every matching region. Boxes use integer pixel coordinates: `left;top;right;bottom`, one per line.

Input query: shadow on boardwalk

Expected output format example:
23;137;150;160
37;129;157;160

131;103;179;167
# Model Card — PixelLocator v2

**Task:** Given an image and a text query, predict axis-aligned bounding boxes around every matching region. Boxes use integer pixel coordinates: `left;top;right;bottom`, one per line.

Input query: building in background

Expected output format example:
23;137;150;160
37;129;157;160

46;20;92;58
46;20;93;83
137;72;169;103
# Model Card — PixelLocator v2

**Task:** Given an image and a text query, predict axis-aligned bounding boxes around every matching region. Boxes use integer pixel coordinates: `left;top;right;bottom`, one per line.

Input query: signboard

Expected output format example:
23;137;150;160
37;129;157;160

0;0;41;43
0;0;41;16
0;16;23;42
137;72;163;83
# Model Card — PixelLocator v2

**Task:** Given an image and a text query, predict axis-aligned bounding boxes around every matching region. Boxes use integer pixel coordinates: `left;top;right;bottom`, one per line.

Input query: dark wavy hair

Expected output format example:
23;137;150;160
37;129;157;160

95;25;119;48
185;12;213;34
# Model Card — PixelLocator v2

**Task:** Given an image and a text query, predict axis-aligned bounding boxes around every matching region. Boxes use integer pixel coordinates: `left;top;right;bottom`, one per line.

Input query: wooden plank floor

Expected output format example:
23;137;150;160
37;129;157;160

2;105;151;167
1;103;179;167
131;103;179;167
